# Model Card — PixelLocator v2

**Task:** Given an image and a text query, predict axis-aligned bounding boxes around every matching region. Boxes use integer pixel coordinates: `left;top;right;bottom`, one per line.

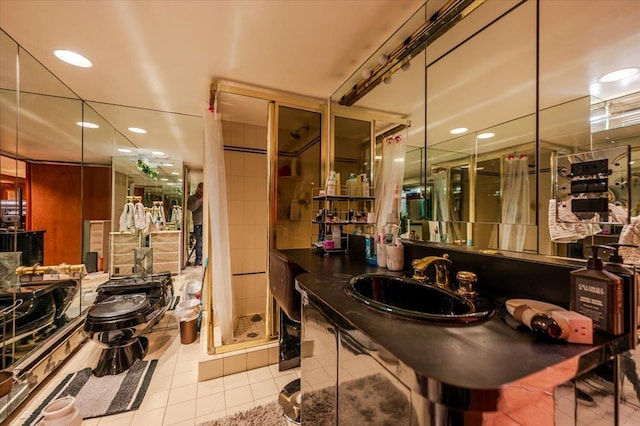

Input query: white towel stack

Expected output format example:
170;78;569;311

548;199;601;243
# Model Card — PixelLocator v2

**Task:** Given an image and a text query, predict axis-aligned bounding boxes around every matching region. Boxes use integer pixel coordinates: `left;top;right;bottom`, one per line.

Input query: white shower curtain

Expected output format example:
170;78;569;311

204;105;234;344
433;169;450;242
375;131;407;238
500;154;530;251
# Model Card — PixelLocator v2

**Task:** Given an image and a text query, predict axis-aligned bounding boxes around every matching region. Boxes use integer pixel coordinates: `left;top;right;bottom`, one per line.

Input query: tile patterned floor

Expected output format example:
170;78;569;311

10;310;298;426
232;313;265;344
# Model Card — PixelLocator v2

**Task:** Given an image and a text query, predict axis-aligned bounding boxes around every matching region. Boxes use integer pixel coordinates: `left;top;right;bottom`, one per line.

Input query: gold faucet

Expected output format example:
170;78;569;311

411;254;452;289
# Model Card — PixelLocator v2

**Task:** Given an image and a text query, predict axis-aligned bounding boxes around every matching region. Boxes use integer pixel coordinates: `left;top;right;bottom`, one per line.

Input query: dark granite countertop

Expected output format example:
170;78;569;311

280;248;630;392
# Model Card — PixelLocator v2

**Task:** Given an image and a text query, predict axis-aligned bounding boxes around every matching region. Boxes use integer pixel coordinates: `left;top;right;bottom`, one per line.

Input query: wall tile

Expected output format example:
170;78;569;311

243;125;258;150
223;354;247;376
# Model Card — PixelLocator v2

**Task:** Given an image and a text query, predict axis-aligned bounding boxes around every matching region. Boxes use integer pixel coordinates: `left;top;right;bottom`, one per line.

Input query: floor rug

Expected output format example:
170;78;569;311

198;401;288;426
23;359;158;425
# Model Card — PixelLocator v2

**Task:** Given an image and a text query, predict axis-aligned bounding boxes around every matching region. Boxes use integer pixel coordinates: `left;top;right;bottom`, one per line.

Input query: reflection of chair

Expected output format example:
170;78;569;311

269;249;303;424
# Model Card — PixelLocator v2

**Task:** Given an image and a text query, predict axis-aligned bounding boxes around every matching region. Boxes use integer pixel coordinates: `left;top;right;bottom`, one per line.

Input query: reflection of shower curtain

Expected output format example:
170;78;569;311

204;105;234;344
500;154;529;251
433;169;450;242
375;132;406;237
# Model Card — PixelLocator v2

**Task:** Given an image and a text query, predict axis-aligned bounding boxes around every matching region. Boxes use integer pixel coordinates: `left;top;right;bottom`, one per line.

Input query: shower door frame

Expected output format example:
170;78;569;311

206;82;327;355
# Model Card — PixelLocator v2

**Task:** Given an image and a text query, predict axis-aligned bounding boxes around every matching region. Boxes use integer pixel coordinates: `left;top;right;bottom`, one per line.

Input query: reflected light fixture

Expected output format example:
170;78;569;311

76;121;99;129
160;178;168;181
54;50;92;68
162;163;174;167
477;132;495;139
375;155;383;160
450;127;468;135
599;67;639;83
117;148;132;153
152;151;165;156
128;127;147;134
171;171;180;175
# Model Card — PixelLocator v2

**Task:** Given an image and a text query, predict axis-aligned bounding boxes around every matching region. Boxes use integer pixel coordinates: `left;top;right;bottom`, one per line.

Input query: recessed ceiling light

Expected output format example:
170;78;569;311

117;148;132;153
162;163;174;167
477;132;495;139
54;50;92;68
152;151;165;156
599;67;639;83
450;127;468;135
171;171;180;175
128;127;147;134
76;121;99;129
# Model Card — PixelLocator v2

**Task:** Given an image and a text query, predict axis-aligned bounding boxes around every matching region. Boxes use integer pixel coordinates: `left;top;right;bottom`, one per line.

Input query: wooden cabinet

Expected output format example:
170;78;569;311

149;230;181;275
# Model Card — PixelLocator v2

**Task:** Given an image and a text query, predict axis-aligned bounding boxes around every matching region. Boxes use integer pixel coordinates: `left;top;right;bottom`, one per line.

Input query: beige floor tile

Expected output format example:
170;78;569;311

148;373;173;393
224;385;253;408
195;391;226;417
174;358;199;375
162;399;196;425
196;377;224;398
247;366;273;384
130;406;165;425
137;389;170;412
222;371;250;390
274;373;298;390
171;369;198;388
164;419;195;426
96;410;134;425
168;383;198;406
195;409;227;425
254;395;279;407
250;378;279;400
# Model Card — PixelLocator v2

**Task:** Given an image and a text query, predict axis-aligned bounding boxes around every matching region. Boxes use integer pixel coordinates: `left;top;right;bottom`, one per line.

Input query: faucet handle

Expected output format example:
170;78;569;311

456;271;477;297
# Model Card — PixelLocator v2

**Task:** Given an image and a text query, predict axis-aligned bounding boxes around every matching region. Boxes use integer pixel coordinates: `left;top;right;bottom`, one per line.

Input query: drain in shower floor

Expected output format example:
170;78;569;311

247;332;259;338
250;314;262;322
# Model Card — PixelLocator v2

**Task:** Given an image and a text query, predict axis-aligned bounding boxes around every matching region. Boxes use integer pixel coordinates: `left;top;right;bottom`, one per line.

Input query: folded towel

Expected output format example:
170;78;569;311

548;199;601;243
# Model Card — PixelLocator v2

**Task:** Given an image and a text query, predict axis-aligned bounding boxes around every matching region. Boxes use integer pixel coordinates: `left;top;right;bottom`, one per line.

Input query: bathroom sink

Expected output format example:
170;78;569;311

345;273;496;325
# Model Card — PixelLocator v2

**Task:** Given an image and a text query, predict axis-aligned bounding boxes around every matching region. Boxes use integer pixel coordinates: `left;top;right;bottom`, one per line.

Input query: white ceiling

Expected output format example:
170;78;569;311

0;0;423;171
1;0;639;180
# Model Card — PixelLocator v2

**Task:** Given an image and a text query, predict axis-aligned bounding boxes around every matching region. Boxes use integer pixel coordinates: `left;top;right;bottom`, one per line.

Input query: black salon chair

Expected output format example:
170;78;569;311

269;249;303;425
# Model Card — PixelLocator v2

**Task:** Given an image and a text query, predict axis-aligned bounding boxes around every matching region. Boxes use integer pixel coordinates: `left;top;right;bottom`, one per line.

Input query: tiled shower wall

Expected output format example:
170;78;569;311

222;120;268;318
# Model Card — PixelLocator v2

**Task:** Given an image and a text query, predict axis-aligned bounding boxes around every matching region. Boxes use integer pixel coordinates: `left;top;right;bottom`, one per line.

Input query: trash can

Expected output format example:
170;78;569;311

176;300;201;344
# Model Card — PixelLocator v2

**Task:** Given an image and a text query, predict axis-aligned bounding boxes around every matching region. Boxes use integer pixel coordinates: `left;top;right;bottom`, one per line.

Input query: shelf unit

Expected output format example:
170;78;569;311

311;188;375;255
149;230;181;275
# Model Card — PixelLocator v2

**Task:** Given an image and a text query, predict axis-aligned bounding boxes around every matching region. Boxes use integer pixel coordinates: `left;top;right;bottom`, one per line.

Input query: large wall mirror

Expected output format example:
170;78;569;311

331;0;640;261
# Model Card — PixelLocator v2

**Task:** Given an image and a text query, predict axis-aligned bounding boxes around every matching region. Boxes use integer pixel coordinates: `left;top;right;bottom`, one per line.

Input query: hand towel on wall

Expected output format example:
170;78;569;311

119;202;135;232
618;216;640;263
548;199;601;243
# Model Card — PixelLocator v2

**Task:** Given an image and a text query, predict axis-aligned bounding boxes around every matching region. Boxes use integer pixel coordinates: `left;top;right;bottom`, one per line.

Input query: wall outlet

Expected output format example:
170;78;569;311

552;310;593;344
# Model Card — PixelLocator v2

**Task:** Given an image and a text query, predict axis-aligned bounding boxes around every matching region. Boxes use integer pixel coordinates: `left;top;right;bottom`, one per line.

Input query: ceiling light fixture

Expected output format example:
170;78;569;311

54;50;92;68
76;121;99;129
117;148;132;153
152;151;165;156
160;178;168;181
162;163;174;167
477;132;495;139
128;127;147;134
599;67;639;83
375;155;383;160
450;127;468;135
171;171;180;175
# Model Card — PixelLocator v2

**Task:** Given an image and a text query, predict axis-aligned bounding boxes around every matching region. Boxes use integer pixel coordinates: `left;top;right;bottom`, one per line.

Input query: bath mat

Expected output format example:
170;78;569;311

23;359;157;425
197;401;287;426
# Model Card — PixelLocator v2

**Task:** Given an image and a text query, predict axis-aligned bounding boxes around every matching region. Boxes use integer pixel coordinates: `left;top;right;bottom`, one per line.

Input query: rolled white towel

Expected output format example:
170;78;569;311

618;216;640;264
548;199;601;243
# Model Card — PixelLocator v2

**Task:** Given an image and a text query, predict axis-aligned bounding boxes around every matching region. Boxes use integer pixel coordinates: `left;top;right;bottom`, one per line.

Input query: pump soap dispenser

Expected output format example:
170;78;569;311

570;245;624;335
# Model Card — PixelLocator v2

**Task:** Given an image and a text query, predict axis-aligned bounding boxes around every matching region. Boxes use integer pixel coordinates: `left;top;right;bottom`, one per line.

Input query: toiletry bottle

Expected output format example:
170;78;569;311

364;224;377;265
361;175;370;197
570;245;624;335
604;243;638;335
326;171;336;196
346;173;357;197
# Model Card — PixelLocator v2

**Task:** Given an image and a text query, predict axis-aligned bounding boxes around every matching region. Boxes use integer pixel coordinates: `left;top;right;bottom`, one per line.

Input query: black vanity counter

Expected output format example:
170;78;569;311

280;248;631;393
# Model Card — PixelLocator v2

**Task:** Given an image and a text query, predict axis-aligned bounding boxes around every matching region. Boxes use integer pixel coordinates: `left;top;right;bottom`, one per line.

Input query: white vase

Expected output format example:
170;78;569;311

42;395;82;426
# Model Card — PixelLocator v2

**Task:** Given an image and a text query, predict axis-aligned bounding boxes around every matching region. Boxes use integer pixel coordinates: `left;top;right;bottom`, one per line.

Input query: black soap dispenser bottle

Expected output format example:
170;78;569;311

604;243;638;335
570;245;624;335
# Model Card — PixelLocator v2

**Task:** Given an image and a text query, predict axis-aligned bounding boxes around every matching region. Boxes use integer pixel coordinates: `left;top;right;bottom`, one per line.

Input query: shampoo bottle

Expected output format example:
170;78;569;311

570;245;624;335
346;173;357;197
361;175;370;197
326;171;336;196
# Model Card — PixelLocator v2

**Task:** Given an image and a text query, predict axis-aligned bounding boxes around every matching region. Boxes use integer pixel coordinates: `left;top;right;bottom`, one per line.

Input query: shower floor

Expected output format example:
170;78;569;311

232;313;265;343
